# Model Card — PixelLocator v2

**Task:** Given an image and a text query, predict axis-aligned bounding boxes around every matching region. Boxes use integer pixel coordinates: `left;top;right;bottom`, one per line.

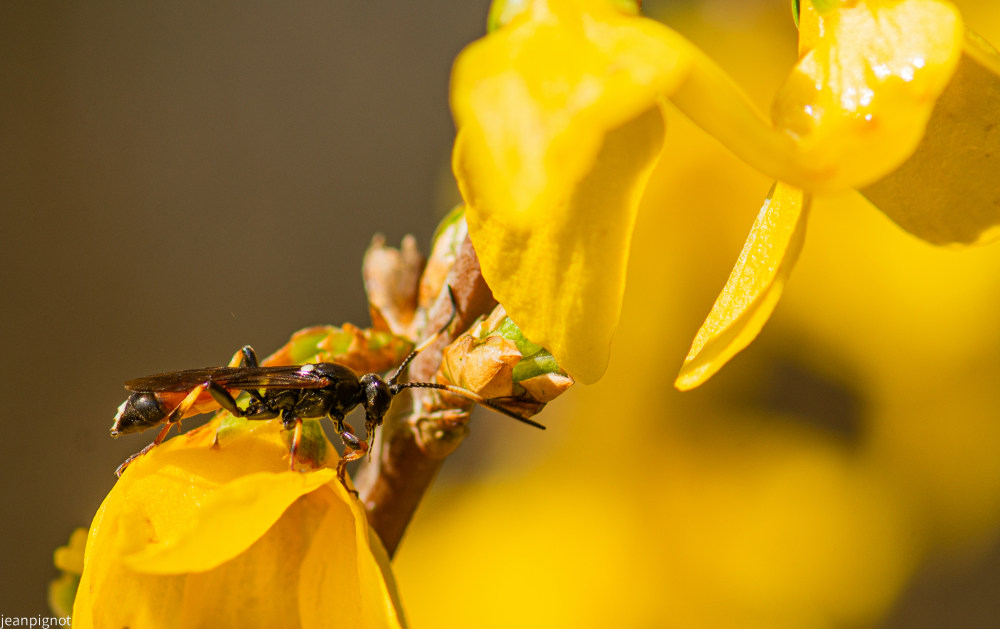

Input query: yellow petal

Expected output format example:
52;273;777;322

75;504;187;629
460;107;664;384
451;0;688;231
173;487;334;627
771;0;964;191
452;0;689;383
103;423;337;574
75;421;405;628
79;486;403;628
861;29;1000;245
675;182;811;390
122;469;338;574
299;489;407;629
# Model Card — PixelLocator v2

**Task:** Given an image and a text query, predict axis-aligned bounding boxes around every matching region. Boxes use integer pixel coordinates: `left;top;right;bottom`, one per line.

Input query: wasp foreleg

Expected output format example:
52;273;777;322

329;416;365;498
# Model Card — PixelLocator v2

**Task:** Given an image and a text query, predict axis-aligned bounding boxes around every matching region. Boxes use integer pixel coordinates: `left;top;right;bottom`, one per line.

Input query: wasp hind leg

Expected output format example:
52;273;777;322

210;345;263;418
114;379;215;478
208;346;271;449
114;422;175;476
118;346;254;477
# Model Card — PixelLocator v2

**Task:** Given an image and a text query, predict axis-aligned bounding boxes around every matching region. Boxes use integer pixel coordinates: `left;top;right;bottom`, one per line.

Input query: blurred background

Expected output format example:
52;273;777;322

2;1;999;626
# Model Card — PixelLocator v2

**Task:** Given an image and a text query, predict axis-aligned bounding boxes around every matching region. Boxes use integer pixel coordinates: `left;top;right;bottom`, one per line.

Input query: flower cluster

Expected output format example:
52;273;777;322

451;0;1000;386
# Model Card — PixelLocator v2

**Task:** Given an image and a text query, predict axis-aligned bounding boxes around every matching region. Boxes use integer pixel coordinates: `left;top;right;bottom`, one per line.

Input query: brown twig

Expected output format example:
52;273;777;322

355;235;496;557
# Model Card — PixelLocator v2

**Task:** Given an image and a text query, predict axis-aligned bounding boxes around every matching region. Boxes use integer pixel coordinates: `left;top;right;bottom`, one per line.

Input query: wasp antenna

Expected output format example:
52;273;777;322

387;285;459;386
394;381;546;430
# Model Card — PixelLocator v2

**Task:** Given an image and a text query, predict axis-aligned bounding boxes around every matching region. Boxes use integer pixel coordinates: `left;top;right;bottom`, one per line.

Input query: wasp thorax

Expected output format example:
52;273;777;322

111;391;167;437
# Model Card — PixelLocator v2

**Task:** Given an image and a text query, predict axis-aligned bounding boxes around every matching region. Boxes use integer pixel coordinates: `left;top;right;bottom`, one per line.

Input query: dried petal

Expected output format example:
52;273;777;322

363;234;425;337
437;305;574;413
262;324;413;374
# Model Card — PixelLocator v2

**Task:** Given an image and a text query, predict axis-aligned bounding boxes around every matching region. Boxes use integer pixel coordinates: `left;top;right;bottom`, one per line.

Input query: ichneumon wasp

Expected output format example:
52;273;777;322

110;289;546;492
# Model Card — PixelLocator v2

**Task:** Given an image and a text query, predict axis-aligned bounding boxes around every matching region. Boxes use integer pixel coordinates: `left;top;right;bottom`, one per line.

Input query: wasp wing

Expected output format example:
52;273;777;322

125;365;333;392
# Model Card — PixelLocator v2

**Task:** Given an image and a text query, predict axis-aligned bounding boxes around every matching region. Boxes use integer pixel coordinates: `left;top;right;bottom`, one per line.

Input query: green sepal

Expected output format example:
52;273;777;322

430;204;468;251
281;328;334;364
488;316;544;357
512;350;564;383
809;0;837;13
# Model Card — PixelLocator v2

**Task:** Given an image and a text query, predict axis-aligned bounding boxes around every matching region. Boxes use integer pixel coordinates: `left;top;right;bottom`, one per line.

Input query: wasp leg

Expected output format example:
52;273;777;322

207;381;243;416
287;415;303;471
240;345;259;368
234;346;275;407
330;416;365;498
114;421;176;477
211;346;270;449
117;376;220;477
122;346;255;474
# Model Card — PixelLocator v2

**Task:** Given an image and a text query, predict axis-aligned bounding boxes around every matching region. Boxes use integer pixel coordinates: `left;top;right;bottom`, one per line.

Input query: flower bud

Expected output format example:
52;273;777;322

437;305;573;418
418;205;469;312
363;234;425;338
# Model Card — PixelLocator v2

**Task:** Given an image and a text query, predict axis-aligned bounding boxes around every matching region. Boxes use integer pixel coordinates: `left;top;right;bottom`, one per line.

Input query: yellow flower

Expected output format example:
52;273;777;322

451;0;1000;385
73;417;405;629
678;0;1000;389
395;53;1000;623
49;528;87;618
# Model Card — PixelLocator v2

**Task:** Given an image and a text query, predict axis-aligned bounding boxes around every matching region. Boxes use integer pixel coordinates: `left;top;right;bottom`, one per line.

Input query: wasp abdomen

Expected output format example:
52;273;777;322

111;391;168;437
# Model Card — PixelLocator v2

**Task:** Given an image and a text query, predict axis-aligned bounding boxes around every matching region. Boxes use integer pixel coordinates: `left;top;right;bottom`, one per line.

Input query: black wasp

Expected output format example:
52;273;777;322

111;292;545;491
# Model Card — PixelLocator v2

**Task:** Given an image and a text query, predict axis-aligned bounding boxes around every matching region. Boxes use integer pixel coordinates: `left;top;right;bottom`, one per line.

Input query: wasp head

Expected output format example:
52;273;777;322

359;373;393;437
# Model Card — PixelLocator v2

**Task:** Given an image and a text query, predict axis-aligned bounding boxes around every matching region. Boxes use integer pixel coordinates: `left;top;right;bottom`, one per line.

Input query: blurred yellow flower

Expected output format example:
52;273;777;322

48;528;87;618
678;0;1000;390
451;0;1000;386
396;17;1000;620
73;418;405;629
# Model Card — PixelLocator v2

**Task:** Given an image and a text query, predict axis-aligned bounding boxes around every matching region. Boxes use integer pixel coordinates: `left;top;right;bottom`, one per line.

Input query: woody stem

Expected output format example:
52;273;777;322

354;235;496;557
